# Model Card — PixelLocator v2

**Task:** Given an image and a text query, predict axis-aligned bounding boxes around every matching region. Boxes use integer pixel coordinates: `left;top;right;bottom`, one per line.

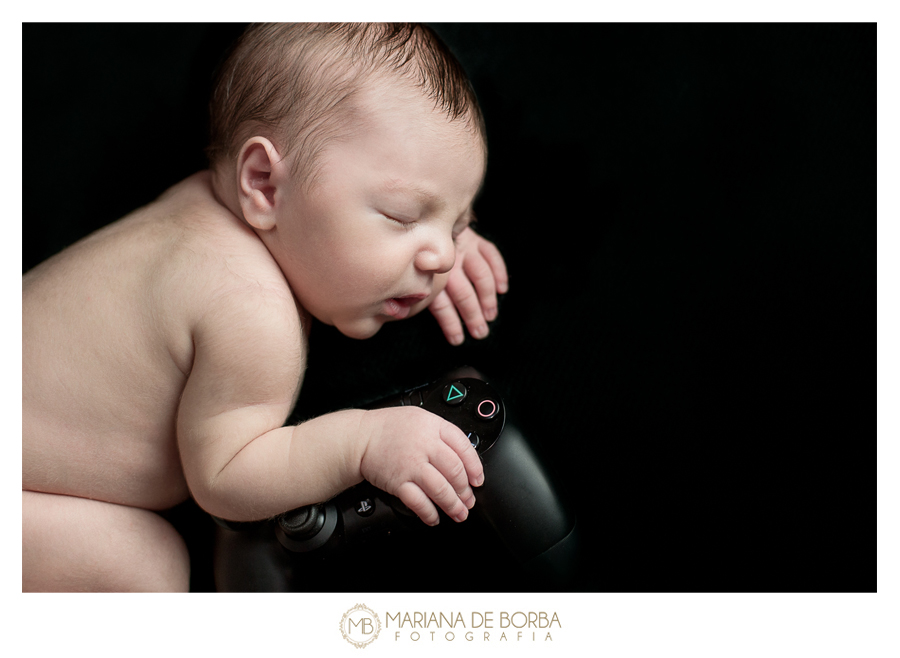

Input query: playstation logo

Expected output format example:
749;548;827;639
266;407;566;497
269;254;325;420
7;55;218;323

356;498;375;517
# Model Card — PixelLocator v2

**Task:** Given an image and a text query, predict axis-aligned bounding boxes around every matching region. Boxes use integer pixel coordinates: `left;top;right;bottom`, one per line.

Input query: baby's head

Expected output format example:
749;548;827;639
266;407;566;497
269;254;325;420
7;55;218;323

207;24;488;340
207;23;485;190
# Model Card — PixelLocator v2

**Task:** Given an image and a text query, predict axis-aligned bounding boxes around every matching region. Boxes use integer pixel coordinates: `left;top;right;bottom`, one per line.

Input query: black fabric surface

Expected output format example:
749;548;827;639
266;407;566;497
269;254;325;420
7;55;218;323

23;23;873;592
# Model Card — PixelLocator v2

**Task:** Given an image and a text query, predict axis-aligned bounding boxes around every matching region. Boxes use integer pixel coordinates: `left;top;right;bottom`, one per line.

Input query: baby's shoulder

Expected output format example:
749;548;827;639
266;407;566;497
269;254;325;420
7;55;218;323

158;173;303;338
158;175;306;377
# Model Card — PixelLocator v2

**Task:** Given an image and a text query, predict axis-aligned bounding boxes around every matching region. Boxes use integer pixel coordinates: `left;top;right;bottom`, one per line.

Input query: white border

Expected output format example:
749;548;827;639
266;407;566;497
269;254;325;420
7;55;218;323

9;3;896;657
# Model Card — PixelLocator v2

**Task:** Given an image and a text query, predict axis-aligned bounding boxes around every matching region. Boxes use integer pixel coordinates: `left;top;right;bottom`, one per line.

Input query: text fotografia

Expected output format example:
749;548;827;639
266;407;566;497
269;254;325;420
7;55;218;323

386;611;561;642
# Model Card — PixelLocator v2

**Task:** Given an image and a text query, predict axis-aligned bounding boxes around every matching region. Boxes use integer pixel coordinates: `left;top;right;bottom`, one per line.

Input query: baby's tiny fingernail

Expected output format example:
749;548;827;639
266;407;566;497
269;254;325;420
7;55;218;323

485;307;497;321
472;325;488;339
455;509;468;523
475;474;484;487
450;333;464;346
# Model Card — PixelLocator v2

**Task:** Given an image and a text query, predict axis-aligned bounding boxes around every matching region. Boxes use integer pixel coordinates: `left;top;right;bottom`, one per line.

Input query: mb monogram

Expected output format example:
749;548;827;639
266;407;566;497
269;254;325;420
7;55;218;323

340;604;382;648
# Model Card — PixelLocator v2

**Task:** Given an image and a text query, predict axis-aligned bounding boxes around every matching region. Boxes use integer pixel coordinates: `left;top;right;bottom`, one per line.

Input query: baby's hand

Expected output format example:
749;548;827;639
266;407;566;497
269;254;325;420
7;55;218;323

358;406;484;526
428;227;508;346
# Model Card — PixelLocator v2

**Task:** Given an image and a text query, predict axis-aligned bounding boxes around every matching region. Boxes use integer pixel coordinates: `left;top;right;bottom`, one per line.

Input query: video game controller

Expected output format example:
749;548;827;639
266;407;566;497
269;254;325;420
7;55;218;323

212;367;578;591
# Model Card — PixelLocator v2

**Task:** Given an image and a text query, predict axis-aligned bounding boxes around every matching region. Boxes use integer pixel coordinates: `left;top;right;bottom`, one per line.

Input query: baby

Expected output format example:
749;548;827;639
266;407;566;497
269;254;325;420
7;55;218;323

22;23;508;592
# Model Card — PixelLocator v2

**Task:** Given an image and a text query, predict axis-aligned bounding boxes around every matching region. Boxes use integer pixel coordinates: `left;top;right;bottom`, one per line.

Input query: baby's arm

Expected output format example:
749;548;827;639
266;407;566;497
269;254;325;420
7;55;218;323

429;226;509;345
177;289;482;524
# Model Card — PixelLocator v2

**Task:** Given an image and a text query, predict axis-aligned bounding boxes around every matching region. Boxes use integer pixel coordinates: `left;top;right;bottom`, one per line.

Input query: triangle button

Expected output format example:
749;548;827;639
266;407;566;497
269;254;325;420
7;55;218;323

442;382;467;406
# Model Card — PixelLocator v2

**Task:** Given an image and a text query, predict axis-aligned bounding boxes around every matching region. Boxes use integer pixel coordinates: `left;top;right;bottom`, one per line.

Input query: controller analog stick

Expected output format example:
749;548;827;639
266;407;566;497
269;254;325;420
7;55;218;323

278;504;326;540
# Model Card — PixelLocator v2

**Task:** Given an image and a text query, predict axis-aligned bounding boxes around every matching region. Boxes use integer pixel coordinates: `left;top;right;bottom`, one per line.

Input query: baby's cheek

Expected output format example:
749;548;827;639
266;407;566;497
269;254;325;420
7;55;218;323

409;298;433;319
433;272;450;296
410;274;450;318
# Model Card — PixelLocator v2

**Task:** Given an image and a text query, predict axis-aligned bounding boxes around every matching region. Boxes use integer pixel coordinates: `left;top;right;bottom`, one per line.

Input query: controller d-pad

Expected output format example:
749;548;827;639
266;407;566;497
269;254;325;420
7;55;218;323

442;382;467;405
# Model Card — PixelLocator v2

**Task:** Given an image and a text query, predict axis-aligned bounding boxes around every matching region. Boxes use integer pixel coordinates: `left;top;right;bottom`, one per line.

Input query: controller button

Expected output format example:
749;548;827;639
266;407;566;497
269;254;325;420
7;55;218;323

401;389;425;406
476;399;499;420
467;432;480;449
442;382;467;406
356;498;375;517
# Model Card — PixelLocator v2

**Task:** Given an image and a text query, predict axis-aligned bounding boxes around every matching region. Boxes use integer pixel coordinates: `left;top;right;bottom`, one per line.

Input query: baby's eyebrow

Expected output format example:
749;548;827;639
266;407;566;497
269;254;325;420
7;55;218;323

380;179;446;213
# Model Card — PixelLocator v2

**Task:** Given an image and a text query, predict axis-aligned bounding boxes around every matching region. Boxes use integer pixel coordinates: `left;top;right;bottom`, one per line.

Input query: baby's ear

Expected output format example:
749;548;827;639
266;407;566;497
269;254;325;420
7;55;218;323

236;137;285;231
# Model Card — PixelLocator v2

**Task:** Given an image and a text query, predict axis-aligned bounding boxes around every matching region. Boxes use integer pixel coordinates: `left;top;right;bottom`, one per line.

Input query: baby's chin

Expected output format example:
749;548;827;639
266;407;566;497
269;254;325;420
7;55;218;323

340;326;381;340
330;316;388;341
334;305;430;340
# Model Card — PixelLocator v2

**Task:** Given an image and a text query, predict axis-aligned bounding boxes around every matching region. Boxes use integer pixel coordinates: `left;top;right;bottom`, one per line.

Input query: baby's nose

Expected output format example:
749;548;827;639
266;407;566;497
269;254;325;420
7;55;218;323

416;235;456;274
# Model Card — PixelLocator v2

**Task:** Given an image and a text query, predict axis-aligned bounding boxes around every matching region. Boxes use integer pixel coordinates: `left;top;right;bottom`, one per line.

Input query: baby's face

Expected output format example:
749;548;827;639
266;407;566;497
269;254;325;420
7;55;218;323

268;82;486;339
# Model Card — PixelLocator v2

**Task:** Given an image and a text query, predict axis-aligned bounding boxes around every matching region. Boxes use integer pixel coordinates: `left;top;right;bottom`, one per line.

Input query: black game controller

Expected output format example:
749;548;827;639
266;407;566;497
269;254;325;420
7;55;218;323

212;367;578;591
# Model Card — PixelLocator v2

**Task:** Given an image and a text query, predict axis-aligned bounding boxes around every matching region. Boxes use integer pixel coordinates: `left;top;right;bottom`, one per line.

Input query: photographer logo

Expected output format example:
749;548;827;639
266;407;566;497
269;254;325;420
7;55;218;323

340;604;381;648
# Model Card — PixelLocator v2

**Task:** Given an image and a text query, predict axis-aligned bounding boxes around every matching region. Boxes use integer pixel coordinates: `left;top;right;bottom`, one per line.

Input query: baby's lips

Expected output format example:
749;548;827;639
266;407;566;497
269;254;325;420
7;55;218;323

383;298;411;319
395;292;429;305
384;292;430;319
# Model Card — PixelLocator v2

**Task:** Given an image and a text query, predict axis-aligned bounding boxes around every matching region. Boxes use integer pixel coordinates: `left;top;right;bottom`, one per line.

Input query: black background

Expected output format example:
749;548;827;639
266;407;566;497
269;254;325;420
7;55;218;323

22;23;873;592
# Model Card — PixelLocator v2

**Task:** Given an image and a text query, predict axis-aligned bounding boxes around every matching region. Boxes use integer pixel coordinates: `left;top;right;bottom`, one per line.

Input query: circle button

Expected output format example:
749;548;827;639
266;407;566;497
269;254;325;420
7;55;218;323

476;399;499;420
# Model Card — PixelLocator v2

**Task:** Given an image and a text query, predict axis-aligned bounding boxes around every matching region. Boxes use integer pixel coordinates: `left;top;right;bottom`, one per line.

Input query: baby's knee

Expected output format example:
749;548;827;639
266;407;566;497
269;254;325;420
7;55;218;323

23;492;190;592
112;508;190;592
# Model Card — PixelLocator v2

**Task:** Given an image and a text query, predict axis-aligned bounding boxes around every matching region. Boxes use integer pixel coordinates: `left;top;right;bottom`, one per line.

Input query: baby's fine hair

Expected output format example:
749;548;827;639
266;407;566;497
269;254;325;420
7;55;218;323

206;23;485;184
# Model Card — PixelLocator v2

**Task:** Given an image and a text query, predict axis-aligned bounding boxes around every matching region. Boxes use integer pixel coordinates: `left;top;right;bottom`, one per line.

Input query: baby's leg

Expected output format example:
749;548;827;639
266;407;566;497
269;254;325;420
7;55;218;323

22;491;190;592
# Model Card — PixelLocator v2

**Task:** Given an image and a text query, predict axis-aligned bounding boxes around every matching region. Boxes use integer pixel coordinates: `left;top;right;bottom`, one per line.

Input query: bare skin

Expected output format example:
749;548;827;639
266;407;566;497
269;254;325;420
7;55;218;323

22;86;506;592
23;173;282;590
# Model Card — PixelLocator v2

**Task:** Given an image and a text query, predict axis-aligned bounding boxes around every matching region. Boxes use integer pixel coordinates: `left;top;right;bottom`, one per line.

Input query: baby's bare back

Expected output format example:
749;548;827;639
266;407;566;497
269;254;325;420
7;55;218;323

22;172;291;510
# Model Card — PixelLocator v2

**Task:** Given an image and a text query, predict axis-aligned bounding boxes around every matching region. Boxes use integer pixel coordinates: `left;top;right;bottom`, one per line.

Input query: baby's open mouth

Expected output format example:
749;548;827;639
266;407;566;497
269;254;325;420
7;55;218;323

384;294;427;320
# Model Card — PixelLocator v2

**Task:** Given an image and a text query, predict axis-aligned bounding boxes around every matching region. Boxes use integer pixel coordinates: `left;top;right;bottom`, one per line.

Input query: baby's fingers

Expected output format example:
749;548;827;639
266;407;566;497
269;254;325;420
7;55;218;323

462;250;500;322
429;289;466;346
478;238;509;295
444;271;489;340
440;420;484;489
428;442;476;509
395;481;440;526
416;464;472;523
